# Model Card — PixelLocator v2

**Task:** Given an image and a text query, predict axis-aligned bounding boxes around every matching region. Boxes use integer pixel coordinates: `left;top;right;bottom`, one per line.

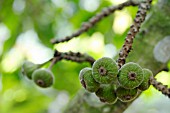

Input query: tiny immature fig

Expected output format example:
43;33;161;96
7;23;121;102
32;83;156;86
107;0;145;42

92;57;118;84
79;67;100;92
116;87;138;102
95;84;117;104
118;62;143;89
138;68;153;91
22;61;39;79
32;68;54;88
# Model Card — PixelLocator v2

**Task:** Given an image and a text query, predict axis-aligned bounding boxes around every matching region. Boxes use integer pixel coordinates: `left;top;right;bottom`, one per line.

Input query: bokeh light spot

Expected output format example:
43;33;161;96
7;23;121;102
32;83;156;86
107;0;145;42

80;0;100;12
13;89;27;102
13;0;25;14
1;48;23;73
113;11;132;34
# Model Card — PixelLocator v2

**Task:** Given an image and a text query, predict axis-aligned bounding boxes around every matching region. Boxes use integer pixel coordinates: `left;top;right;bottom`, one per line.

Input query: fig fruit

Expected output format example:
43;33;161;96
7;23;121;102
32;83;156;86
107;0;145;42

92;57;118;84
95;84;117;104
118;62;143;89
32;68;54;88
116;87;138;102
79;67;100;92
138;68;153;91
22;61;39;79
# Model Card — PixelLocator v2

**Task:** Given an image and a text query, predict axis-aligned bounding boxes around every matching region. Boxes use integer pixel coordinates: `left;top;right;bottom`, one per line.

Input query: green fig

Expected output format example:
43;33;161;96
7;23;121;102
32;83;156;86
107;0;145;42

138;68;153;91
92;57;118;84
22;61;40;79
95;84;117;104
118;62;143;89
116;87;138;102
32;68;54;88
79;67;100;92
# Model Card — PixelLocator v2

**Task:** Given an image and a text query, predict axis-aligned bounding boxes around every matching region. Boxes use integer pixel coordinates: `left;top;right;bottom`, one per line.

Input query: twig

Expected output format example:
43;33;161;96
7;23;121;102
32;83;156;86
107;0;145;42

51;0;140;44
48;57;61;70
150;76;170;98
117;0;152;68
53;50;95;66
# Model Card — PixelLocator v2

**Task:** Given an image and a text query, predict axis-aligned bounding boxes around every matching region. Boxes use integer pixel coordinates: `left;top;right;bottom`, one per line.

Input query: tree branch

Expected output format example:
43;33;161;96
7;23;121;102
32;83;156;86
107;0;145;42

150;76;170;98
52;50;95;66
50;0;140;44
117;0;152;68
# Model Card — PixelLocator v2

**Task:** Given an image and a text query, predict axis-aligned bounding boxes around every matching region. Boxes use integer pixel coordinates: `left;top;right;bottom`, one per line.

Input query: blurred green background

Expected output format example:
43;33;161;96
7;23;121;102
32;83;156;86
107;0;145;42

0;0;170;113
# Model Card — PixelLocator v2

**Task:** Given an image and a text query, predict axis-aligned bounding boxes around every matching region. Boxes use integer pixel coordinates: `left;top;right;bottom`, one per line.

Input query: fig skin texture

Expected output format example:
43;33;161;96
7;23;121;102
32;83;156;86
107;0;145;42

116;87;138;102
32;68;54;88
138;68;153;91
118;62;144;89
95;84;117;104
92;57;118;84
79;67;100;92
22;61;39;79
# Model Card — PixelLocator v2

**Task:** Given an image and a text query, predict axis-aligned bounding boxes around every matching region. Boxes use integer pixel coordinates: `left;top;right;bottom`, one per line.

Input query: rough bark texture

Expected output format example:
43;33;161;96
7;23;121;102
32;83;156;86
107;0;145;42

64;0;170;113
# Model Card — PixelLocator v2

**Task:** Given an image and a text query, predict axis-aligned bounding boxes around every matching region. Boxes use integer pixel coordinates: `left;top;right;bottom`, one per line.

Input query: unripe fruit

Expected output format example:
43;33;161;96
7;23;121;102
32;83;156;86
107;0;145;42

95;84;117;104
116;87;138;102
32;68;54;88
118;62;143;89
22;61;39;79
79;67;100;92
92;57;118;84
138;68;153;91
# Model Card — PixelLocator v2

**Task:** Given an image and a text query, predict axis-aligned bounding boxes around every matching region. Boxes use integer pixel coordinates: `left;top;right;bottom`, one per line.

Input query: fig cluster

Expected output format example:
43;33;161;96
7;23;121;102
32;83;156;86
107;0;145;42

22;61;54;88
79;57;153;104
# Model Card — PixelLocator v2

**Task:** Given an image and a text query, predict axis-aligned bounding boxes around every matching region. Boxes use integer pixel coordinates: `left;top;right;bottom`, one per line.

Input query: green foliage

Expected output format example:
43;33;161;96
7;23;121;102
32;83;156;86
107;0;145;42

51;61;84;96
